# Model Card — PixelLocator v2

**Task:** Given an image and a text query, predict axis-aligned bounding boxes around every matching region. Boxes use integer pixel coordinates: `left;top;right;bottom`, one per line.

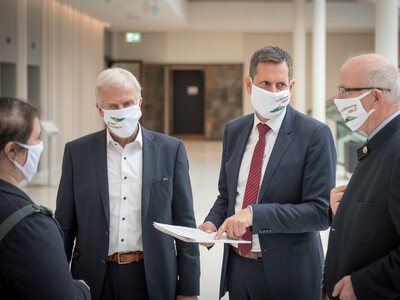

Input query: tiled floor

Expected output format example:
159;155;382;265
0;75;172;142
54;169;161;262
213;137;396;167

22;140;349;300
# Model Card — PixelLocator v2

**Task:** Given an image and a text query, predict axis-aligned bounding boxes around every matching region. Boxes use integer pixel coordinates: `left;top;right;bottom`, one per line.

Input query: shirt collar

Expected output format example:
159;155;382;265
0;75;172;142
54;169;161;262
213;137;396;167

368;110;400;140
253;108;286;134
106;123;143;148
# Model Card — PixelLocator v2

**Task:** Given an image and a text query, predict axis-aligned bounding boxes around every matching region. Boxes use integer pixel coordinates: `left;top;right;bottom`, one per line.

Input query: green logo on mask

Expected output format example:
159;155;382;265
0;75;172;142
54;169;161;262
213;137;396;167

345;116;357;123
111;117;125;123
270;106;285;113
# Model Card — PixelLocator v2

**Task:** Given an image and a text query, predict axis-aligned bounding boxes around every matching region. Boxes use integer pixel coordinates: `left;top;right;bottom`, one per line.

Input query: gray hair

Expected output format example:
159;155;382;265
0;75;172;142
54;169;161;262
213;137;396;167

249;46;294;81
95;67;142;104
365;62;400;103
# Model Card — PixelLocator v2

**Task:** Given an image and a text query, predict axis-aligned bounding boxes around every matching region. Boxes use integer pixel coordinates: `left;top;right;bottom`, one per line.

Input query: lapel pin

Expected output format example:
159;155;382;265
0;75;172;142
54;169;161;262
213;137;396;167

362;146;367;154
357;144;368;161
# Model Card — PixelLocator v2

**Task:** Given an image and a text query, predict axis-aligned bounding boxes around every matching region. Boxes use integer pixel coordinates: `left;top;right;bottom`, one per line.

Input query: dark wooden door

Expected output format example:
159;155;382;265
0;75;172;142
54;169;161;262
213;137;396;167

173;70;204;134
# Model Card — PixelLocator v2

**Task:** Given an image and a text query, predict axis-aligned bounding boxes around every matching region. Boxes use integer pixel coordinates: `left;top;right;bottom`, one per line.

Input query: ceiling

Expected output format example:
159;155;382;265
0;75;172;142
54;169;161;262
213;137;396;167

189;0;356;1
60;0;366;32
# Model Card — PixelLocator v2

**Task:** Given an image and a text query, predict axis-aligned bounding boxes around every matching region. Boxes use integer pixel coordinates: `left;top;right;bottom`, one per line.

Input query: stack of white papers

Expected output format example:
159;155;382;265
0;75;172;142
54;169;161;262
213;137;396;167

153;222;251;244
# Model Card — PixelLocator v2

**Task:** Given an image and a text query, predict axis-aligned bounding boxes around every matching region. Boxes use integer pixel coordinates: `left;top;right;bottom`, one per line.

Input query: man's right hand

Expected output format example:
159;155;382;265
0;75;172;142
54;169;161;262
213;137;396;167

330;185;347;216
197;223;216;247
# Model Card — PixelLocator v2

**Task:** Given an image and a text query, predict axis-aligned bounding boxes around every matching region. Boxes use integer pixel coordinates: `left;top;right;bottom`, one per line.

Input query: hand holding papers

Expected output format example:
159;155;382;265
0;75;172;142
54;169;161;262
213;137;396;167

153;222;251;244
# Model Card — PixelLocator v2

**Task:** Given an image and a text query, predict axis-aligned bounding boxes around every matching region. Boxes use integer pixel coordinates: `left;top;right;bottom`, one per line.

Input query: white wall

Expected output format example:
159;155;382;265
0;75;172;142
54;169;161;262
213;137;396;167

113;32;168;62
324;32;375;104
41;0;105;172
166;32;243;63
0;0;106;181
112;30;375;115
113;31;244;64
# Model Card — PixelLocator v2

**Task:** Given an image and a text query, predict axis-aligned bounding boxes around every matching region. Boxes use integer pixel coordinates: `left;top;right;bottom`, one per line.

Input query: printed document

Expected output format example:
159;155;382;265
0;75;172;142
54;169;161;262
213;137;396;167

153;222;251;244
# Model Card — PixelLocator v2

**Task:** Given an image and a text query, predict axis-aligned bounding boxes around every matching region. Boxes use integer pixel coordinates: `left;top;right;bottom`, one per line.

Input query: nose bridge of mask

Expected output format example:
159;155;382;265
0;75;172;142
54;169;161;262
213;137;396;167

103;104;139;113
249;76;290;96
15;140;43;150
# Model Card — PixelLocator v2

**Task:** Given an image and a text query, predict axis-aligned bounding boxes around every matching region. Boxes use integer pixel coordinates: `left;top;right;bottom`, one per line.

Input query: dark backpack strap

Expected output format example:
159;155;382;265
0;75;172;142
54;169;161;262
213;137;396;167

0;204;60;242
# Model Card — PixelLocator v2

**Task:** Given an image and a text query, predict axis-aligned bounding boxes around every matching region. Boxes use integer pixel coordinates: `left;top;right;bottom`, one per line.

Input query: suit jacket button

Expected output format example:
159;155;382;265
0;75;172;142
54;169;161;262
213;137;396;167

102;259;106;265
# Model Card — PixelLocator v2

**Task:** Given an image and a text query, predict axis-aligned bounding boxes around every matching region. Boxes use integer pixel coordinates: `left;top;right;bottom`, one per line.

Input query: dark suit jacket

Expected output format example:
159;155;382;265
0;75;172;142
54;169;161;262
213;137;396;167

0;179;90;300
324;115;400;299
55;127;200;300
205;106;336;300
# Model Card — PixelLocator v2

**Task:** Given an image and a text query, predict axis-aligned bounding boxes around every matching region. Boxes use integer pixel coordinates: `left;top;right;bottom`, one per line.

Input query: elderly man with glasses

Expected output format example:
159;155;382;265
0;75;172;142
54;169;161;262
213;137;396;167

324;53;400;300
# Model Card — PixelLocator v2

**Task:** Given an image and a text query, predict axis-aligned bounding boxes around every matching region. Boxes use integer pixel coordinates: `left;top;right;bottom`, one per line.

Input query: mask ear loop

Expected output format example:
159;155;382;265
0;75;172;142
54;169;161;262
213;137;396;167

248;76;256;96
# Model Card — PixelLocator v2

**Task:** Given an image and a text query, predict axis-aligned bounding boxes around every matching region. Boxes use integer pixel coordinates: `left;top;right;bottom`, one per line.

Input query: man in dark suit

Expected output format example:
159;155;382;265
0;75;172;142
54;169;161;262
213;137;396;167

198;46;336;300
55;68;200;300
324;54;400;299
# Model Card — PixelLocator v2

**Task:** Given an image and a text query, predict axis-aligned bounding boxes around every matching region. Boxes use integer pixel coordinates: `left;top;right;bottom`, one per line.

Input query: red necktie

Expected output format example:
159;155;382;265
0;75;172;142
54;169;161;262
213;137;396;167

238;123;271;256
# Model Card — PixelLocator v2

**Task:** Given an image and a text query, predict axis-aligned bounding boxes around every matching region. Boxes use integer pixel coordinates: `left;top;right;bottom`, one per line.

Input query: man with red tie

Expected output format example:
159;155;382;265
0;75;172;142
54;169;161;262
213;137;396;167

198;46;336;300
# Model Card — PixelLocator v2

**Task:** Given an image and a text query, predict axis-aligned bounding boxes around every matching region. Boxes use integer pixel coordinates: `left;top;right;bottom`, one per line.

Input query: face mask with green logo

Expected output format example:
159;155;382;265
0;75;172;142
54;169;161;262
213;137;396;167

334;90;375;131
250;78;291;120
101;105;142;138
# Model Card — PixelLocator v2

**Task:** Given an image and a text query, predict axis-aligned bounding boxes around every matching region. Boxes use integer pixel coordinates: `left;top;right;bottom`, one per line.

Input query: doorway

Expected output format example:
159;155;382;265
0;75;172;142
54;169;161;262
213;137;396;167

172;70;204;136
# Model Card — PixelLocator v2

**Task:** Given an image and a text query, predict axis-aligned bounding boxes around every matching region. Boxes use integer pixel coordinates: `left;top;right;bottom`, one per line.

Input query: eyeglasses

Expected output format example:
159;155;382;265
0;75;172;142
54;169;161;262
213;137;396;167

337;86;391;98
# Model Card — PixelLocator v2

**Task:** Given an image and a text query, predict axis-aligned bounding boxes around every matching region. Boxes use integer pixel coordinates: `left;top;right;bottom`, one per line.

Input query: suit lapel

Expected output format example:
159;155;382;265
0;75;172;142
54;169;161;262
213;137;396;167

93;129;110;225
225;115;253;215
258;106;295;202
141;128;156;222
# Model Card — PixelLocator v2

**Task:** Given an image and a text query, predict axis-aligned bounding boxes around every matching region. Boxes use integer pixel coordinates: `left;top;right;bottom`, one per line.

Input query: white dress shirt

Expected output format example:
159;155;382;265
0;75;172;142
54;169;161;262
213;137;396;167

106;126;143;255
233;110;286;251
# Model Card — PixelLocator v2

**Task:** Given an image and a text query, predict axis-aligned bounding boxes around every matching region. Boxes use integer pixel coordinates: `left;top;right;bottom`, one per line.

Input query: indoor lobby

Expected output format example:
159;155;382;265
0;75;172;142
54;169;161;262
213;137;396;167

2;0;399;298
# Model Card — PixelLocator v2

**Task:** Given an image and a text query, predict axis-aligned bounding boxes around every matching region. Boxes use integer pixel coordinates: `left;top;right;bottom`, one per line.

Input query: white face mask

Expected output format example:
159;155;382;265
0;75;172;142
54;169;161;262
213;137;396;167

11;141;44;182
101;105;142;138
250;78;291;119
334;90;375;131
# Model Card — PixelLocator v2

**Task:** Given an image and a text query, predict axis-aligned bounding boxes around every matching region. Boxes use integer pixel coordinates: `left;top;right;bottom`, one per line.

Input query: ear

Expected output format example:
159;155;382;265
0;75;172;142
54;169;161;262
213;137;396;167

371;89;383;109
138;97;143;110
3;142;19;160
289;79;296;96
244;76;252;96
96;103;104;118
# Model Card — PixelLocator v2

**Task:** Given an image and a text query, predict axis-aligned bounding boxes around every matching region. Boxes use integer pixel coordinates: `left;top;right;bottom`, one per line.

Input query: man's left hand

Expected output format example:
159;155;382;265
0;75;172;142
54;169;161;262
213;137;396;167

215;207;252;240
332;275;357;300
176;295;198;300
